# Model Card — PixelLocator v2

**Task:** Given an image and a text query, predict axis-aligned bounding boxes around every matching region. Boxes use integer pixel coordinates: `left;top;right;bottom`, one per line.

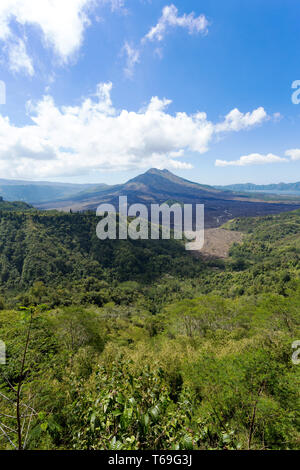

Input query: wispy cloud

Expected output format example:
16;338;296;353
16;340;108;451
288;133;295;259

122;41;140;78
285;149;300;161
7;38;34;76
102;0;126;12
216;146;300;167
122;4;209;78
143;4;209;43
215;153;288;167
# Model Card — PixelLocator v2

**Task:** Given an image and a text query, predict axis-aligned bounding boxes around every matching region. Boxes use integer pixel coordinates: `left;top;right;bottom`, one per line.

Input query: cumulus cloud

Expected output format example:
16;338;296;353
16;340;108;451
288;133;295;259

215;153;288;167
0;82;270;178
285;149;300;161
143;4;208;42
168;160;193;170
0;0;126;74
0;0;96;62
215;107;268;133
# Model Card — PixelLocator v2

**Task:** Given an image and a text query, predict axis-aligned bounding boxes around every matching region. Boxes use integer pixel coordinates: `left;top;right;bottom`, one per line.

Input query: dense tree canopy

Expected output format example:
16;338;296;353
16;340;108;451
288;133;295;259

0;206;299;450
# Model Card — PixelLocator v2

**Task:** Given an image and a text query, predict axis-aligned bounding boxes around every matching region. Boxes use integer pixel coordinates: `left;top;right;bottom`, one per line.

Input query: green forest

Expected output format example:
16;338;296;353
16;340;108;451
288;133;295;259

0;201;299;450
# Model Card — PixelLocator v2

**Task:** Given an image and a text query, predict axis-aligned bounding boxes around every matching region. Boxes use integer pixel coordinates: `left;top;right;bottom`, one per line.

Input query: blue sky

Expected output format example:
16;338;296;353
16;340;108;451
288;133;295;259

0;0;300;185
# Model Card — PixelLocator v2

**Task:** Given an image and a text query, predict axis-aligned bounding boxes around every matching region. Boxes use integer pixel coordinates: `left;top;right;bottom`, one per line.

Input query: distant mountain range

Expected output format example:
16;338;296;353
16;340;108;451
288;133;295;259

0;179;105;204
35;168;300;227
216;182;300;193
1;169;300;227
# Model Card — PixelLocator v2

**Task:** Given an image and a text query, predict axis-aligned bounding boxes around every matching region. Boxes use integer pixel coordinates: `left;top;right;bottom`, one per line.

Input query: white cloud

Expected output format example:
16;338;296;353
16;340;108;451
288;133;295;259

273;112;283;122
0;82;270;178
285;149;300;161
0;0;96;62
215;107;268;133
0;0;126;74
121;5;208;78
143;4;208;42
104;0;126;12
154;47;163;59
122;41;140;78
7;38;34;76
215;153;288;167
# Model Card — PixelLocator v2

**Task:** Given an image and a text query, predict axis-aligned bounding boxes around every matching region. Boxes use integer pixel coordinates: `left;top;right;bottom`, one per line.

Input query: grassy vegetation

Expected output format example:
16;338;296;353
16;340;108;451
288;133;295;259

0;197;32;212
0;207;299;450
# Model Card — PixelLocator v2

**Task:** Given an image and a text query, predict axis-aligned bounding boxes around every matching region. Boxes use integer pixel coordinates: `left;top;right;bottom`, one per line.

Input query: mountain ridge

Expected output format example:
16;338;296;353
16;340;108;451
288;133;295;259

0;179;106;204
217;181;300;192
36;168;300;228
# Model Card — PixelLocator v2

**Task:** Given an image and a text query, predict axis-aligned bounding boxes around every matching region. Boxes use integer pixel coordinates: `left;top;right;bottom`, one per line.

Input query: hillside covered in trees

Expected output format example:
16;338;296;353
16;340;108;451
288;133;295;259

0;205;299;450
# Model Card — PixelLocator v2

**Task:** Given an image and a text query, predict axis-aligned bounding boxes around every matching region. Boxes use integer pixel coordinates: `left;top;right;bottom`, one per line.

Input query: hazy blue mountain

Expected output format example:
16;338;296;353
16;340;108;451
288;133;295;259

216;182;300;194
0;179;107;203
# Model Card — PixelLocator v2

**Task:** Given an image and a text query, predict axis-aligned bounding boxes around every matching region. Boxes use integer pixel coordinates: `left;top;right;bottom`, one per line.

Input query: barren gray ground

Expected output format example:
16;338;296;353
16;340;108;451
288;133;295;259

196;228;244;258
